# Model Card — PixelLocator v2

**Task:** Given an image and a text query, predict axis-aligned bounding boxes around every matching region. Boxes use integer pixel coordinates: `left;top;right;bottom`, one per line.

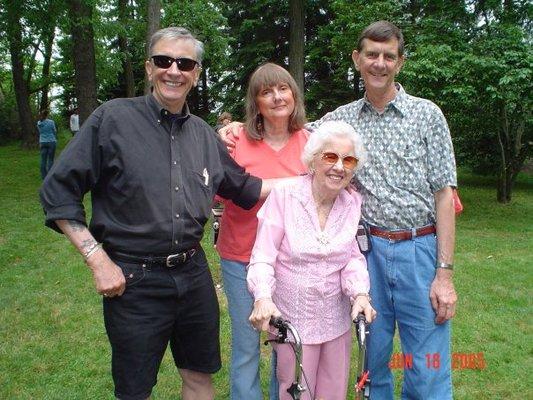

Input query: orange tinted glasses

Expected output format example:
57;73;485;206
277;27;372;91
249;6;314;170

320;152;358;170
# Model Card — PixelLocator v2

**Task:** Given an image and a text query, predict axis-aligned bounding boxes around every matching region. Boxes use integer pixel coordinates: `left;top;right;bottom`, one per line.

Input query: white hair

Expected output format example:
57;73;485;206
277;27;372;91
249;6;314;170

148;27;204;64
301;120;367;174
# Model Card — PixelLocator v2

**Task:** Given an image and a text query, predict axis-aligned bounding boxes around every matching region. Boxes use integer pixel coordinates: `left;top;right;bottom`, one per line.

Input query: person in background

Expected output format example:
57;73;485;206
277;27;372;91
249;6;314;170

216;62;308;399
248;120;376;400
69;108;79;136
215;111;233;131
37;109;57;179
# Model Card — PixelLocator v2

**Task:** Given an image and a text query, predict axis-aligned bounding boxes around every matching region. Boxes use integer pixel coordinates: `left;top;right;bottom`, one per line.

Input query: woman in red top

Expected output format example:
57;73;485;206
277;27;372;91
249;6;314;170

216;63;308;399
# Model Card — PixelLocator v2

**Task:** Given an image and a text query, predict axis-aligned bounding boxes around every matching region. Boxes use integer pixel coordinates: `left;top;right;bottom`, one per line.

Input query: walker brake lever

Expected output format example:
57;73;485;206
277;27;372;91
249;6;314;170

264;316;288;345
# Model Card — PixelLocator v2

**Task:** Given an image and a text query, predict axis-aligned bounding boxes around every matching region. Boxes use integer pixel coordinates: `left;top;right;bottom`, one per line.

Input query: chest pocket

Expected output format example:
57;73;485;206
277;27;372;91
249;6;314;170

183;168;213;224
389;139;427;190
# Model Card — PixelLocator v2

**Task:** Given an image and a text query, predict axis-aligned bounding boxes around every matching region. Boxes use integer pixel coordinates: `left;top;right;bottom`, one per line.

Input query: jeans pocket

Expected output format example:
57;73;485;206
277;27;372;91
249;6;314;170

120;263;146;287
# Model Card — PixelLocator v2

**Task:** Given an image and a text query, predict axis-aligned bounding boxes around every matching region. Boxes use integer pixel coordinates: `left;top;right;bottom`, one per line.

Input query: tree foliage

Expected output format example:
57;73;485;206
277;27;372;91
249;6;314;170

161;0;230;122
0;0;530;200
400;0;532;202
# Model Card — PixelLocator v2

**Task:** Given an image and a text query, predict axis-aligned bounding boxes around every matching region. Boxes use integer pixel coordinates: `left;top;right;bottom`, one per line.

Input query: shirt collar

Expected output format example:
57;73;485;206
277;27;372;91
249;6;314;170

145;94;191;125
359;83;407;117
290;174;356;210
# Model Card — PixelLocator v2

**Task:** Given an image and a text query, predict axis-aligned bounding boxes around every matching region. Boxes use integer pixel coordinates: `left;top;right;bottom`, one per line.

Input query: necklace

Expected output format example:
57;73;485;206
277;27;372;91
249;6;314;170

316;230;330;245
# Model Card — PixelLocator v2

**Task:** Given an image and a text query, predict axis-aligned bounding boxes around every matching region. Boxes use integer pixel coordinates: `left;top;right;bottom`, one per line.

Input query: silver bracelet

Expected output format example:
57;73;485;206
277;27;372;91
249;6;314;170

83;243;102;262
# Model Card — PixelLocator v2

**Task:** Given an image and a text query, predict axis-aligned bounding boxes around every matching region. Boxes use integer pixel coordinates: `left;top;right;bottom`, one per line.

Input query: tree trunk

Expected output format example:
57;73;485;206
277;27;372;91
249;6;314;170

118;0;135;97
189;86;199;114
288;0;305;94
510;111;530;185
144;0;161;94
497;169;512;203
496;105;511;203
497;105;531;203
26;39;42;90
39;28;56;112
6;1;38;147
201;68;209;115
68;0;98;124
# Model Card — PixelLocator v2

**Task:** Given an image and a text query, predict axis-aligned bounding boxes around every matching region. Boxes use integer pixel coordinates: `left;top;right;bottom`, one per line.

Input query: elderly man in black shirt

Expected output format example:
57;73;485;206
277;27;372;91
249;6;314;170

40;27;278;400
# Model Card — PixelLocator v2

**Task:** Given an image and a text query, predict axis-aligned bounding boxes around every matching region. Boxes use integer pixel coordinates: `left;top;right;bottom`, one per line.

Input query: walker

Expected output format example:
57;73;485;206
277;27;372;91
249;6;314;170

265;314;372;400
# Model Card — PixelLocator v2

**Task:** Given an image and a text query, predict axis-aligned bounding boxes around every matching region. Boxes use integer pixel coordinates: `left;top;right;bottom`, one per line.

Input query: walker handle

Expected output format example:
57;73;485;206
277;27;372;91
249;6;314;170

354;313;368;346
269;316;285;329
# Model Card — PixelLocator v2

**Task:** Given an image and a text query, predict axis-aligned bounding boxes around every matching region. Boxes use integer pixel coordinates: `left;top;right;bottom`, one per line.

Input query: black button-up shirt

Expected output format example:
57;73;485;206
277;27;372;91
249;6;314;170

40;95;261;255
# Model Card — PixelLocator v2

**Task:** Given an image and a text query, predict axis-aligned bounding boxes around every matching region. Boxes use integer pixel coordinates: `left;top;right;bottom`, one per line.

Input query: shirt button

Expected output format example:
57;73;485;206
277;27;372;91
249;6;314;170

174;186;179;191
173;161;177;165
171;136;175;140
174;240;178;245
175;213;180;218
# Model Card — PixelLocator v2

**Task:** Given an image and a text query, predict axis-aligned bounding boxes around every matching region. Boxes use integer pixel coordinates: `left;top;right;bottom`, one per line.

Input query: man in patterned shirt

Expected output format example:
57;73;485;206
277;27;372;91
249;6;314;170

220;20;457;400
308;20;457;399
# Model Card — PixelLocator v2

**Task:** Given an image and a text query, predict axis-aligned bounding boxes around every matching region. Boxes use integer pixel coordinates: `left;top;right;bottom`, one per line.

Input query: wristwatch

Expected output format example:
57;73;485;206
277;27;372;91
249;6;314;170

436;261;454;270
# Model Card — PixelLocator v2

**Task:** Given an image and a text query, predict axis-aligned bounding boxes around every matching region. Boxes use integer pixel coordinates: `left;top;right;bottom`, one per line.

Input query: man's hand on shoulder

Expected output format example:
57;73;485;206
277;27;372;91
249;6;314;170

218;121;243;151
430;268;457;324
86;249;126;298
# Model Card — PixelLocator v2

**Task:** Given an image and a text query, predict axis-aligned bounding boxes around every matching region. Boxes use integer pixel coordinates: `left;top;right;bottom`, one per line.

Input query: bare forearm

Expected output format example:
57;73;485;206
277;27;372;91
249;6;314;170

56;219;126;296
434;187;455;265
430;187;458;322
55;219;98;258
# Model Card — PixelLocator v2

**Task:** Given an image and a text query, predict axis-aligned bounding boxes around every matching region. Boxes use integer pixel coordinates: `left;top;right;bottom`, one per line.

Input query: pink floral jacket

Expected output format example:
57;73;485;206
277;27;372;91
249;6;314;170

247;175;370;344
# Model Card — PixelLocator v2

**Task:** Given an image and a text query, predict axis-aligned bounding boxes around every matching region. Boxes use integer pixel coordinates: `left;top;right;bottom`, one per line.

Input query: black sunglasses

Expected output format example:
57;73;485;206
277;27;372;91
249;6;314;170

151;55;199;71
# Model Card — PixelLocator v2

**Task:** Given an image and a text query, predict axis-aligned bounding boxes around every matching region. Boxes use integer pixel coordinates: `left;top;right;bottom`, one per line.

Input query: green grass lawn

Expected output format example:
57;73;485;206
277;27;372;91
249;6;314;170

0;132;531;399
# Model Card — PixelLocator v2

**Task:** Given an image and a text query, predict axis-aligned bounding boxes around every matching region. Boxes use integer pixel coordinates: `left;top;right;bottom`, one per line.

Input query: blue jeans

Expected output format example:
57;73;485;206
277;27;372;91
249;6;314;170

221;259;262;399
366;233;452;400
40;142;56;179
270;349;279;400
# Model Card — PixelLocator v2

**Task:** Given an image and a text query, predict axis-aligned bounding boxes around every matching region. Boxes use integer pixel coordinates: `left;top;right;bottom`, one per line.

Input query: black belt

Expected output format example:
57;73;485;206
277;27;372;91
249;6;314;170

108;246;199;268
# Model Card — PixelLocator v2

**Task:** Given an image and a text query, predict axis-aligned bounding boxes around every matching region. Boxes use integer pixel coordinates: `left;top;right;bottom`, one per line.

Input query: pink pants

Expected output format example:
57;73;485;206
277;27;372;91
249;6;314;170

274;329;352;400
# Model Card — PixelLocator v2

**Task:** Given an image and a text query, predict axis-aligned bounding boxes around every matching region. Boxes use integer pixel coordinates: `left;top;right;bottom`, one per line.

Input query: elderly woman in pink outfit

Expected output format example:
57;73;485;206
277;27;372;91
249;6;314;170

247;120;376;400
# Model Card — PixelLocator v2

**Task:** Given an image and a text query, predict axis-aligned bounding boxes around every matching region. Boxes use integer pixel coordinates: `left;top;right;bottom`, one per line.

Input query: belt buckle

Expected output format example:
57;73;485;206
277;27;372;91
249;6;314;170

166;252;186;267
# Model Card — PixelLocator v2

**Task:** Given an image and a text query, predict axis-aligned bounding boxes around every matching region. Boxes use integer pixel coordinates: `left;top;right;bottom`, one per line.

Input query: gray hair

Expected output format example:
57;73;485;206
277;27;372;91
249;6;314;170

301;121;367;174
148;27;204;64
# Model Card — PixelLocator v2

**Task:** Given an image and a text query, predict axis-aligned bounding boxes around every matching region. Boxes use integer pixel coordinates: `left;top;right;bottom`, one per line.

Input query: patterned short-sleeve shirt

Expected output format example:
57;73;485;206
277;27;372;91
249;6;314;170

308;84;457;229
